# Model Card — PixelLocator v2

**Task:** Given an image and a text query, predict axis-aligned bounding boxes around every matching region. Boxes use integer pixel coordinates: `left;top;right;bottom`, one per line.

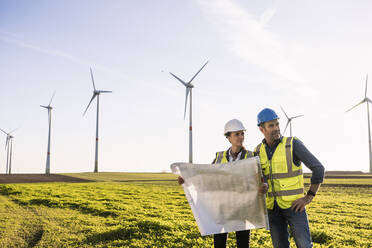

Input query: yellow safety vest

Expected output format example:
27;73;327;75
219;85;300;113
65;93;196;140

213;148;254;164
255;137;304;210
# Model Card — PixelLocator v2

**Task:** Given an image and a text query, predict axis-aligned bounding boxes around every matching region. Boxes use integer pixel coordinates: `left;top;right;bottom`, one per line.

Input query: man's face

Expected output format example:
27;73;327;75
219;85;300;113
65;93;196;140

227;131;245;147
260;119;280;142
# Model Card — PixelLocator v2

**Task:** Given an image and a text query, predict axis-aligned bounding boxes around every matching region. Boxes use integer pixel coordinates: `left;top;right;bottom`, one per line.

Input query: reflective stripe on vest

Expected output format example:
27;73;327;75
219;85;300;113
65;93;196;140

216;151;225;163
214;149;254;164
267;188;304;197
255;137;304;209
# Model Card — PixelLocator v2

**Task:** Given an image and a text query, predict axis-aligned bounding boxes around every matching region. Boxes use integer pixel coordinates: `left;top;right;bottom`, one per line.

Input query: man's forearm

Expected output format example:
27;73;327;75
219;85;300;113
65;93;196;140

303;183;321;203
309;183;321;194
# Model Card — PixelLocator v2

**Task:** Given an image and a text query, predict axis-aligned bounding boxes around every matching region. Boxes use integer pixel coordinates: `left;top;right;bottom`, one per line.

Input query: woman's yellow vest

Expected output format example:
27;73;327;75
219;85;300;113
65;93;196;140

255;137;304;210
213;148;254;164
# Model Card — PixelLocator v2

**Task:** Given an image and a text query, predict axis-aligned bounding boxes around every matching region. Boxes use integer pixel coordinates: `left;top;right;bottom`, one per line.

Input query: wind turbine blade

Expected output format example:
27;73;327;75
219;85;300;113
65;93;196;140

346;100;365;112
90;67;97;91
9;128;18;134
280;106;289;119
169;72;188;87
283;120;290;135
40;105;48;109
83;94;97;116
49;91;56;106
188;61;209;84
367;98;372;104
292;114;304;119
0;128;8;135
99;90;112;93
184;88;190;120
364;74;369;98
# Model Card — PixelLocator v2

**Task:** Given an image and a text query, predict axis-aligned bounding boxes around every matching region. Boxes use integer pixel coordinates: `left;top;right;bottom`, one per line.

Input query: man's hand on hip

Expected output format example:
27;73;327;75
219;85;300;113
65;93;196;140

291;195;313;212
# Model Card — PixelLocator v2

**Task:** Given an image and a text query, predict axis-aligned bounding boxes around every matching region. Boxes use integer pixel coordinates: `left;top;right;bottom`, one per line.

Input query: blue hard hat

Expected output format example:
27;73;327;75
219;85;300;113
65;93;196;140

257;108;279;126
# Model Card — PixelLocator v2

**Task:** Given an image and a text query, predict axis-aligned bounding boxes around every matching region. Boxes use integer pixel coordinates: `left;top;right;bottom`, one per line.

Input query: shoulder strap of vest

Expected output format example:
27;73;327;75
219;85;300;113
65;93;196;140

285;137;293;171
215;151;225;164
285;137;293;148
240;149;247;159
254;143;262;156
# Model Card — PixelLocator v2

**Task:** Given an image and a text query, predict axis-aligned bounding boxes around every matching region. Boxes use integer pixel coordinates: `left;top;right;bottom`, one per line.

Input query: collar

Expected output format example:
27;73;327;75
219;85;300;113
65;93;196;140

228;146;246;154
227;146;246;161
262;136;283;148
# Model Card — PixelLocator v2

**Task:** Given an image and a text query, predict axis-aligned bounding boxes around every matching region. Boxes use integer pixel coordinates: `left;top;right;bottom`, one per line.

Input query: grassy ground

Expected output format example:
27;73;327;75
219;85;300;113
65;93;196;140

0;178;371;247
62;172;372;185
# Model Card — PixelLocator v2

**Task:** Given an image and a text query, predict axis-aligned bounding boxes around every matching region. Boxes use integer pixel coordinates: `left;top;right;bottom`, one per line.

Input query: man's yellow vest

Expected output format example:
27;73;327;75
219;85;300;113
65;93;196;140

255;137;304;210
213;148;254;164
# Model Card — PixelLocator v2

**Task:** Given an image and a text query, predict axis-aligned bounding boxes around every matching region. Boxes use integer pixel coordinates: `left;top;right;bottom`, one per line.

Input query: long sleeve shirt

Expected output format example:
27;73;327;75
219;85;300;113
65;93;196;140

262;136;325;184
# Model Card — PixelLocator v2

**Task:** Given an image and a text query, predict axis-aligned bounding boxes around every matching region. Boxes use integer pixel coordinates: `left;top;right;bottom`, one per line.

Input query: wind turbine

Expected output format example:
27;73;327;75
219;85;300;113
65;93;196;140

169;61;209;163
280;106;304;136
40;91;55;174
346;74;372;173
0;128;17;174
83;67;112;173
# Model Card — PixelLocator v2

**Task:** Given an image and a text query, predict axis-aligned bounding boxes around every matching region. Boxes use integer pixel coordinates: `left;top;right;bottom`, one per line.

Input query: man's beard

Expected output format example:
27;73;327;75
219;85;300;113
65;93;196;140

271;131;281;140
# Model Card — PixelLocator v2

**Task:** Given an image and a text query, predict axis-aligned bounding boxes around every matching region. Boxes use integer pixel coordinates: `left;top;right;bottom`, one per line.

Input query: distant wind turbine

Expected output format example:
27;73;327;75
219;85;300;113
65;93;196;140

0;128;17;174
346;74;372;173
280;106;304;136
83;68;112;173
40;91;55;174
169;61;209;163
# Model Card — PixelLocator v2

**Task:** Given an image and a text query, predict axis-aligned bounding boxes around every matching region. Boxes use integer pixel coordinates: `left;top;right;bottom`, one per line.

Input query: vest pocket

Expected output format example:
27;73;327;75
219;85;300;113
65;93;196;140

279;176;300;190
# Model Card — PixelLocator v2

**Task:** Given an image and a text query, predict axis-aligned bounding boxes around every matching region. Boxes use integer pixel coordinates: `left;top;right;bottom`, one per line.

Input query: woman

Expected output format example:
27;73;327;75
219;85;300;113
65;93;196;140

179;119;268;248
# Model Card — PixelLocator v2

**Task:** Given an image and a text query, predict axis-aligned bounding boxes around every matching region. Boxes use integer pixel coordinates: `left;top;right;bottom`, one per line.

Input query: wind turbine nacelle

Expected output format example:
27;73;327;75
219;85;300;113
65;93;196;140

188;84;194;88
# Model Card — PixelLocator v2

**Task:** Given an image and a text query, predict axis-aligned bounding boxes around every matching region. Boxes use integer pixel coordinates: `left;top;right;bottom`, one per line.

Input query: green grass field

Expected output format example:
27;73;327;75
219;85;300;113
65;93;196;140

62;172;372;185
0;173;371;247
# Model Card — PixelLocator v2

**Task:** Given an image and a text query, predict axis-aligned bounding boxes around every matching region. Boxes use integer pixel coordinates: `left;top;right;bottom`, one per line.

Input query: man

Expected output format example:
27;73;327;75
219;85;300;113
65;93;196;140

179;119;268;248
255;108;324;248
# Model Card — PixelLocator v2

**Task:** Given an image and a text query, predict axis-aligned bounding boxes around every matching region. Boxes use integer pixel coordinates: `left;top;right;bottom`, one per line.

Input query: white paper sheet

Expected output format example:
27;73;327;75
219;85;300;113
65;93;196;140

171;157;269;236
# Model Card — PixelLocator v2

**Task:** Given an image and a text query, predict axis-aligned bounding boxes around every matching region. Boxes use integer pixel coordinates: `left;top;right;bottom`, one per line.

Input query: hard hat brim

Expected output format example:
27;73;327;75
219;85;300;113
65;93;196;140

224;129;246;135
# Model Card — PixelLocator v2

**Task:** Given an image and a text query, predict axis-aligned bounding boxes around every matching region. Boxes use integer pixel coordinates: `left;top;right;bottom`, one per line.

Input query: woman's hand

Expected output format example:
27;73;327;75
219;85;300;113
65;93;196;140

178;176;184;185
258;183;268;194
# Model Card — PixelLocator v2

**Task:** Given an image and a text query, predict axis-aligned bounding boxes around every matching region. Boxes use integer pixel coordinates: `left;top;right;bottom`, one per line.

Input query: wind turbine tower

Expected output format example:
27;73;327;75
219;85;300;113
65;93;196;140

83;68;112;173
169;61;209;163
0;128;16;174
346;74;372;173
40;91;55;174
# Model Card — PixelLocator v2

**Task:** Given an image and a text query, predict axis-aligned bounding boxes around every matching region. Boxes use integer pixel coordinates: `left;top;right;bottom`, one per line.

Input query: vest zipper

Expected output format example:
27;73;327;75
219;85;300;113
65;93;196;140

269;159;276;202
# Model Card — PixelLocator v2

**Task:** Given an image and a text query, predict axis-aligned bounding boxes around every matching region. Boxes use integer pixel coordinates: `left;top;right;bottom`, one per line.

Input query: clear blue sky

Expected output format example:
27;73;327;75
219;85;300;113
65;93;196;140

1;0;372;173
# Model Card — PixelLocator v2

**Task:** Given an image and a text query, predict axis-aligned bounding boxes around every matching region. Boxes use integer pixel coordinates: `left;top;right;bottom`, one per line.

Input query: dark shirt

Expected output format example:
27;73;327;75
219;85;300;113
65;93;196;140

262;136;325;184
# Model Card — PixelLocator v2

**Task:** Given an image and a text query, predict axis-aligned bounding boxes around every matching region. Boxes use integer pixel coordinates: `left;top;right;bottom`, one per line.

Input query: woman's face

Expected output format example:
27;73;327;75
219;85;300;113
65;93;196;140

227;131;244;147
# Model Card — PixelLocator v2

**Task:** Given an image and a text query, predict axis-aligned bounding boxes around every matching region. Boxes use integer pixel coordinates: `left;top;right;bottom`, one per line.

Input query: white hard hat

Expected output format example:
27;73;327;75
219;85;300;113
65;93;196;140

224;119;246;135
